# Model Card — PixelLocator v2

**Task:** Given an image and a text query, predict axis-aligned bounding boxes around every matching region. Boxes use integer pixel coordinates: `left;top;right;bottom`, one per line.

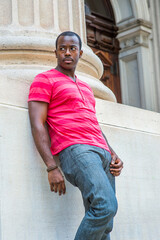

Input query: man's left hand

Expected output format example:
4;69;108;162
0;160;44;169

110;153;123;177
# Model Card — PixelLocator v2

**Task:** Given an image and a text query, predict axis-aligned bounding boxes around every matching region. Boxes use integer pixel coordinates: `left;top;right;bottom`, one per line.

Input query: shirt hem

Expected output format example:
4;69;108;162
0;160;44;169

51;142;111;156
28;98;50;103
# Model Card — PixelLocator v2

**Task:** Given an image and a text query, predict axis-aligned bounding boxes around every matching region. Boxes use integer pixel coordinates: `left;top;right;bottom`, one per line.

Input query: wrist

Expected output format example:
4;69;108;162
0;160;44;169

110;148;116;155
47;166;64;178
47;165;58;172
45;157;57;168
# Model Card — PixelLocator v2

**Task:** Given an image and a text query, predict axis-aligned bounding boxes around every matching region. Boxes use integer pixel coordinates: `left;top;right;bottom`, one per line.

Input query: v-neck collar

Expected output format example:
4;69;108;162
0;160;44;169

53;68;77;83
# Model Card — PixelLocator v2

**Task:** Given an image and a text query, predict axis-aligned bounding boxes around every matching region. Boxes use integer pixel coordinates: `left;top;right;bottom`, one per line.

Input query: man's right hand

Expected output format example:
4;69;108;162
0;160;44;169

48;168;66;195
28;101;66;196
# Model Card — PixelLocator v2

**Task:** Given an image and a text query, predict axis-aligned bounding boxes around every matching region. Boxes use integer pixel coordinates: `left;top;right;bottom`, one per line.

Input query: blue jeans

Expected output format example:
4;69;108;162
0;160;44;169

59;144;118;240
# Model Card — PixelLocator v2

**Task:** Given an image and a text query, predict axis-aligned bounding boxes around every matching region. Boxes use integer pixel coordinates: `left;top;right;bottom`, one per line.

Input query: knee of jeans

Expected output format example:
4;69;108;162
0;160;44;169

104;202;117;219
104;220;114;234
91;196;118;219
109;197;118;218
107;221;114;233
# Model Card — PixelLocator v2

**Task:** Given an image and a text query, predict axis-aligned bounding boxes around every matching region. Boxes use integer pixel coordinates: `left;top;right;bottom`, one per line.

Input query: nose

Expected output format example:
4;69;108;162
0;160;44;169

65;48;71;55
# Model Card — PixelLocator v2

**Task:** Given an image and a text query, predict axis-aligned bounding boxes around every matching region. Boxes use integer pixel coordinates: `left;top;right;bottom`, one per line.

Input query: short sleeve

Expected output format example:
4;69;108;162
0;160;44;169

28;74;53;103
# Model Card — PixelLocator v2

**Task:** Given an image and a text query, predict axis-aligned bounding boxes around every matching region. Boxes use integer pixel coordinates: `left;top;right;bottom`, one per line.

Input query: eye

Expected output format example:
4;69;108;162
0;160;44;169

70;47;76;51
59;47;65;51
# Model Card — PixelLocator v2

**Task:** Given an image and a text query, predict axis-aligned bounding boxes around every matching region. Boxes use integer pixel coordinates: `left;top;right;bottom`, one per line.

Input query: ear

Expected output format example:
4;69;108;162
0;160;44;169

79;50;83;58
54;50;57;58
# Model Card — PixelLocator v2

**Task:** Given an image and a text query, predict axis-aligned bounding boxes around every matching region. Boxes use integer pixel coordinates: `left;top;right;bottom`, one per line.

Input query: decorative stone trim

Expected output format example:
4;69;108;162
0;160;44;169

118;19;152;33
120;31;150;50
118;19;152;51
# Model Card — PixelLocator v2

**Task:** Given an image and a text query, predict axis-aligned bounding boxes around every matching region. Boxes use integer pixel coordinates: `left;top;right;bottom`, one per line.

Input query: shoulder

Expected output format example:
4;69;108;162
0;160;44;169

34;69;59;85
28;69;57;103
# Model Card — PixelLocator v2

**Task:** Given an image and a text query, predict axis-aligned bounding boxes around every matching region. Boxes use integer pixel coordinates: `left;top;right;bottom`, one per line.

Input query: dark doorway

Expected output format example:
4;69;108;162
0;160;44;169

85;0;121;103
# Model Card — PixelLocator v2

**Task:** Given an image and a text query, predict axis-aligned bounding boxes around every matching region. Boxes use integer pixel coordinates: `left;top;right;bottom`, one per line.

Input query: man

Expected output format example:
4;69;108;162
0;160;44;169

28;31;123;240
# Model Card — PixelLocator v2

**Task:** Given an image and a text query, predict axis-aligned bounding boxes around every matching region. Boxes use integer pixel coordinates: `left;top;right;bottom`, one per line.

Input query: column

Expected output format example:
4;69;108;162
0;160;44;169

0;0;116;107
149;0;160;112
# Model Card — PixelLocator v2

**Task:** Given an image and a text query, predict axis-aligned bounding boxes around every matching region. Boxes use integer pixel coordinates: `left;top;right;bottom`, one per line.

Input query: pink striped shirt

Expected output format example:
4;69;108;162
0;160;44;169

28;69;110;155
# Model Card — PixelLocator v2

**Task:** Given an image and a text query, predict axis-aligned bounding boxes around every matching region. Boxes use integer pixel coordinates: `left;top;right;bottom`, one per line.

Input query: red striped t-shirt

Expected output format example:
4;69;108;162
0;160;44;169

28;69;110;155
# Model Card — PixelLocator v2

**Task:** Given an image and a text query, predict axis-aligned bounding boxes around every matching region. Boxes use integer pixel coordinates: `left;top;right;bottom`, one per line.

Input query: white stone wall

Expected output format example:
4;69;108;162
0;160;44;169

97;100;160;240
0;103;83;240
1;100;160;240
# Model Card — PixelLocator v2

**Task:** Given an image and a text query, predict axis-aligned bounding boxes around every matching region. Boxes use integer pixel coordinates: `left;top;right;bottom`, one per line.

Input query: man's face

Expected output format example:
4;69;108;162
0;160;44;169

55;35;83;71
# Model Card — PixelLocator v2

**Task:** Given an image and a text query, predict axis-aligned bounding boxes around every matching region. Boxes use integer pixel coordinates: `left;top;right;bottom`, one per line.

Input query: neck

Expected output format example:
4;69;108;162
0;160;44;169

55;66;76;80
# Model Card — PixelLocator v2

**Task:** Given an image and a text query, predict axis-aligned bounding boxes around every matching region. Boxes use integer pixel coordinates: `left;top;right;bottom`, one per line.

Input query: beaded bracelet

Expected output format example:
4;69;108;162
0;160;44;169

47;165;58;172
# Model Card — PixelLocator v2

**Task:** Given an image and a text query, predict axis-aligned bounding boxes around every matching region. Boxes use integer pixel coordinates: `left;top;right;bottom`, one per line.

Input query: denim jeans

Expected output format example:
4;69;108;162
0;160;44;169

59;144;118;240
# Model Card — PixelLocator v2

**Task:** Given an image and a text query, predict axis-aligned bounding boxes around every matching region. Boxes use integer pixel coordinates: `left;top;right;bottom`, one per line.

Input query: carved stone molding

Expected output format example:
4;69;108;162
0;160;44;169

120;31;150;50
118;19;152;33
118;19;152;51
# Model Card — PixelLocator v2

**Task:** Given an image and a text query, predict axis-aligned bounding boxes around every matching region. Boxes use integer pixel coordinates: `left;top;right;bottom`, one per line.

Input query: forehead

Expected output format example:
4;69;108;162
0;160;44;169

57;35;79;46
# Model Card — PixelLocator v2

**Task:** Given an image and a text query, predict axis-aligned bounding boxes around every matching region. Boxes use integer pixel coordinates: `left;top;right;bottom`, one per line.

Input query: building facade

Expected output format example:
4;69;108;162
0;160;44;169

85;0;160;112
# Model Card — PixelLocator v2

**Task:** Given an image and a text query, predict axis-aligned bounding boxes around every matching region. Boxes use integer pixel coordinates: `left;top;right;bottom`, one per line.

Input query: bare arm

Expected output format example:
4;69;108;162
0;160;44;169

28;101;66;195
102;131;123;176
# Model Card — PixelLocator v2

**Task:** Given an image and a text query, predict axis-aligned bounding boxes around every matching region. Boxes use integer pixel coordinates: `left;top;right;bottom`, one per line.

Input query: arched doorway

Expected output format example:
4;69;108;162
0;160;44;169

84;0;122;103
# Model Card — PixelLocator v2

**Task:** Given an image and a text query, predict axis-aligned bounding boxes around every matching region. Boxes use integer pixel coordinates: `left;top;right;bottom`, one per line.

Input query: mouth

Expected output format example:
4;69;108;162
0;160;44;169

63;58;73;63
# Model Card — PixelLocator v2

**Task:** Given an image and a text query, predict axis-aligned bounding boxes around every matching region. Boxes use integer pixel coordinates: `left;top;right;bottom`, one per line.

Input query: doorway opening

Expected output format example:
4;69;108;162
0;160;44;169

85;0;122;103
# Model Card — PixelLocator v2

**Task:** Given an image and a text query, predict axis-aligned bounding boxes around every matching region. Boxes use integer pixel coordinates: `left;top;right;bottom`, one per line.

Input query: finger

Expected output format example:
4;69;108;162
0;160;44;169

59;180;66;195
110;169;122;175
116;158;123;165
110;164;123;170
50;183;54;192
115;159;123;167
110;159;123;168
58;183;62;196
110;168;123;176
110;165;123;170
54;183;58;193
112;170;123;175
111;155;117;164
112;172;121;177
110;166;123;172
61;181;66;194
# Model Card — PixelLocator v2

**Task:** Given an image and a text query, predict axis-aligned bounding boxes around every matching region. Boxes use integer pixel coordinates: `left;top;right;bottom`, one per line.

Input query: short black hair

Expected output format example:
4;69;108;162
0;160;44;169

55;31;82;50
